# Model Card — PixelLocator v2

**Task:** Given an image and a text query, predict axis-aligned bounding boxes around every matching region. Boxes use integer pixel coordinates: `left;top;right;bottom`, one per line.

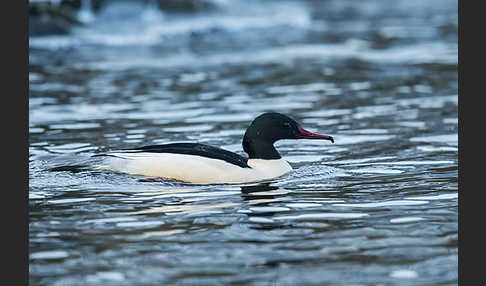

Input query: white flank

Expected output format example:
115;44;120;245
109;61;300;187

101;152;292;184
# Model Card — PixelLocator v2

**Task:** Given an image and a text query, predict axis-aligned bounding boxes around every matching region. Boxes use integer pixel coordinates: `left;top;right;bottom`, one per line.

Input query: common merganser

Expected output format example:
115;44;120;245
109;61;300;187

100;112;334;184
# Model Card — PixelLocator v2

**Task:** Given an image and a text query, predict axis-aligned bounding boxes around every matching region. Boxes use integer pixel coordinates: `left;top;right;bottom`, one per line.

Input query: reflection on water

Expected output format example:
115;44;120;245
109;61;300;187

29;0;457;285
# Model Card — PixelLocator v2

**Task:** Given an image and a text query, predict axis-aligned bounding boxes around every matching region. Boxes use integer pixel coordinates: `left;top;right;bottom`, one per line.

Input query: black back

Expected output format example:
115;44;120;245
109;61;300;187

127;143;250;168
103;113;328;166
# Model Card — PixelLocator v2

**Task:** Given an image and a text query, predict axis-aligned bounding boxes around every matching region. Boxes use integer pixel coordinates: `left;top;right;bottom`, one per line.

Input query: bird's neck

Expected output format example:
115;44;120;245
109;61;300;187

242;137;281;160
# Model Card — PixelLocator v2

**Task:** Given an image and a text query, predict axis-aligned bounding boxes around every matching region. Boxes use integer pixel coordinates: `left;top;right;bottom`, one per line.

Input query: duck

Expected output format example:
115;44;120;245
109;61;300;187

99;112;334;184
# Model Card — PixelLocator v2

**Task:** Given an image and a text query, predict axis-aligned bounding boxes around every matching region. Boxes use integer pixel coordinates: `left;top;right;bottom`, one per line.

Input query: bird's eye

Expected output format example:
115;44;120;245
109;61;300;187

283;122;291;129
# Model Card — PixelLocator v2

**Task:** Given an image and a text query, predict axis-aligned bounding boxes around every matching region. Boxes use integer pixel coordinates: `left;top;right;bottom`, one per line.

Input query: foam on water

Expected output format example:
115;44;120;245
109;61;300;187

274;213;369;220
333;200;429;208
29;0;458;284
31;250;70;260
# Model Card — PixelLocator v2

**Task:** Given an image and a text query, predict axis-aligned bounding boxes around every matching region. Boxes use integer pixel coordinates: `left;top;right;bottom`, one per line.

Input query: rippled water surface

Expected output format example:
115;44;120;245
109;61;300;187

29;0;458;285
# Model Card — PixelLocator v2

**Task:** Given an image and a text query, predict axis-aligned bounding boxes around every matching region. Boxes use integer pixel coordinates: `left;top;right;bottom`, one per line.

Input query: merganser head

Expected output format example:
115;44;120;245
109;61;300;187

243;112;334;159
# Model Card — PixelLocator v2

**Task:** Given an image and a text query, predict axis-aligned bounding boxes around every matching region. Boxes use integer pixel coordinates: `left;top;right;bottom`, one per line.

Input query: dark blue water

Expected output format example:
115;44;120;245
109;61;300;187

29;0;457;285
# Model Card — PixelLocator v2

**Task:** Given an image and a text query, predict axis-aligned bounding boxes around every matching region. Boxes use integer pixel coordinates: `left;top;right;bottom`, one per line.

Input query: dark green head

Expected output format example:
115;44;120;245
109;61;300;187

242;112;334;159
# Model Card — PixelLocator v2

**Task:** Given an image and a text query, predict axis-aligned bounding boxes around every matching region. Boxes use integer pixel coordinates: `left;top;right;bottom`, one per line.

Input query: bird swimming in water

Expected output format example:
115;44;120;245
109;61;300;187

99;112;334;184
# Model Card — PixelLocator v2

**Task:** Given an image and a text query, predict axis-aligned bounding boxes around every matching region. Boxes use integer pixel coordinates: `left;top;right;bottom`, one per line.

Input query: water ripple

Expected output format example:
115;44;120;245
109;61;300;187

29;0;458;284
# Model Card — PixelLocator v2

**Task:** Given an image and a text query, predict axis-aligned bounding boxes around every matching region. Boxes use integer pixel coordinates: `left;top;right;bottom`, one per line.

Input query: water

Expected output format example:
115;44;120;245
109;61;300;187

29;0;458;285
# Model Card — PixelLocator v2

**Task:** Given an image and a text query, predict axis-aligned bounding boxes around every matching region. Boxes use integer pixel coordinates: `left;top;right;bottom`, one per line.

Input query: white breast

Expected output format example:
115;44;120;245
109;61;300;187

100;152;292;184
